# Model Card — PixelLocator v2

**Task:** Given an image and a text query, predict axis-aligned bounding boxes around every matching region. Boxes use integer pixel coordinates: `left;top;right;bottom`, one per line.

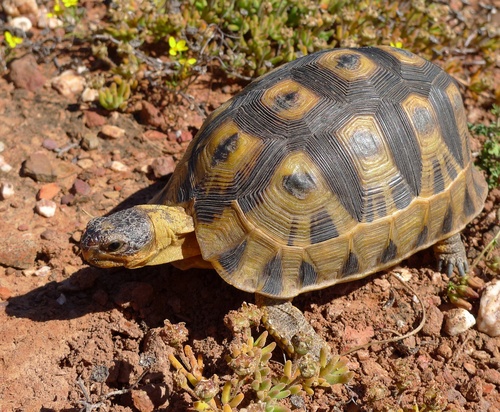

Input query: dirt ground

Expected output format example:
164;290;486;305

1;3;500;412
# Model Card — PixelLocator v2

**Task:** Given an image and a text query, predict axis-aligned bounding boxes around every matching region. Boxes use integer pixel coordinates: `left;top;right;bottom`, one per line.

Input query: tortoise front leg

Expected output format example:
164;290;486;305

433;233;468;277
256;295;330;361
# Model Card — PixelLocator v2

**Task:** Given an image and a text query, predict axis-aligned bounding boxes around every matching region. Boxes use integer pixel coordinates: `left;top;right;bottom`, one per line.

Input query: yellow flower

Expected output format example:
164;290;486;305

4;31;23;48
63;0;78;7
390;41;403;49
179;57;197;66
169;37;189;56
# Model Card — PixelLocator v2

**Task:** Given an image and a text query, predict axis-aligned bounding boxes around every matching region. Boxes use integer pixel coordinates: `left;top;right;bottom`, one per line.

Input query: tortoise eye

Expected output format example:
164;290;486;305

105;241;123;253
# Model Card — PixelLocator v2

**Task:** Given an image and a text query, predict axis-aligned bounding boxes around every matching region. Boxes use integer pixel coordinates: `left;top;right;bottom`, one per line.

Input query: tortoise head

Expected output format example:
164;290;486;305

80;205;199;269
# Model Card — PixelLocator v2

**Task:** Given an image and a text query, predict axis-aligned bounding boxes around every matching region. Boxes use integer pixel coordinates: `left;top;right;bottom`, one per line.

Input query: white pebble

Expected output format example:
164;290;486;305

81;87;99;102
477;280;500;337
0;182;15;199
35;265;51;277
35;199;57;217
0;155;13;173
51;70;86;98
444;308;476;336
10;16;32;32
109;160;128;172
0;141;4;152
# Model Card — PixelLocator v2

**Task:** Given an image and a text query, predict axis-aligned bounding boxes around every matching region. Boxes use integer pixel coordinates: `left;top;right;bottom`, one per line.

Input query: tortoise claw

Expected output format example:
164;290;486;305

433;233;469;278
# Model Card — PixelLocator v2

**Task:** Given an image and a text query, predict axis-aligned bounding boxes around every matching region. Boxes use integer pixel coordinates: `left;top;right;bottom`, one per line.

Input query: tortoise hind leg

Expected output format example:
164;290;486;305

433;233;468;277
256;295;330;361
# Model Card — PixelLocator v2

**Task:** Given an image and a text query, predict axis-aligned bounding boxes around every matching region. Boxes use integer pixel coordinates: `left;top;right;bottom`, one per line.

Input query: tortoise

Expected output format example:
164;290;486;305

81;46;488;358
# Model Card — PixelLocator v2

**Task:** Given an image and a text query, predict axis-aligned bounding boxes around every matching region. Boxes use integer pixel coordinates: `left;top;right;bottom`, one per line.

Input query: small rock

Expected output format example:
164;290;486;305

84;110;107;128
76;158;94;169
109;160;128;172
484;368;500;386
444;308;476;336
42;138;58;151
0;286;12;300
100;125;126;140
436;343;453;359
0;182;15;199
10;16;32;31
178;129;193;143
17;224;29;231
150;156;176;178
63;265;77;277
143;130;167;141
2;0;39;16
35;199;57;217
477;280;500;337
56;293;66;305
422;305;444;336
0;155;13;173
40;229;58;241
51;70;86;98
131;389;154;412
80;133;99;150
463;362;476;375
72;178;91;196
37;182;60;200
35;266;51;277
60;193;75;205
81;87;99;102
139;101;166;128
0;233;37;269
22;151;56;182
8;54;47;92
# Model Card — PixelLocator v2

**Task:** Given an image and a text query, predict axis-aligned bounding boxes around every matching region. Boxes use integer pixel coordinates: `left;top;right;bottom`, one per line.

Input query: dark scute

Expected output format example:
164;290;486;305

445;159;458;181
341;252;359;277
261;255;283;296
392;180;413;210
211;133;239;166
416;226;428;247
375;101;422;197
381;240;398;264
282;172;316;199
274;91;299;111
413;106;434;135
433;159;445;194
299;261;318;287
218;239;247;274
442;205;454;234
310;210;338;244
336;53;361;70
463;188;475;217
428;77;465;168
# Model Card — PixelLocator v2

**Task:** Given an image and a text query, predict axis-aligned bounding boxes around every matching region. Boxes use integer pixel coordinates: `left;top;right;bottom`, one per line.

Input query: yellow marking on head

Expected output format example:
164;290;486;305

260;78;320;120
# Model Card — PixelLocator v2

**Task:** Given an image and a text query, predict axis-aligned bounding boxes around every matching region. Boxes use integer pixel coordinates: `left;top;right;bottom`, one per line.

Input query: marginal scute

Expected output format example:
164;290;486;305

261;255;283;296
381;240;398;264
299;260;318;287
341;252;359;277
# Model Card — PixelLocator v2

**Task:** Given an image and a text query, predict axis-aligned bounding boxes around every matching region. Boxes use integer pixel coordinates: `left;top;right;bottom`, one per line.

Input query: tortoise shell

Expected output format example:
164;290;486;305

158;46;487;299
